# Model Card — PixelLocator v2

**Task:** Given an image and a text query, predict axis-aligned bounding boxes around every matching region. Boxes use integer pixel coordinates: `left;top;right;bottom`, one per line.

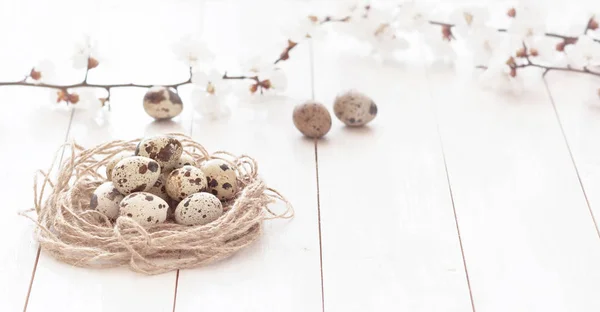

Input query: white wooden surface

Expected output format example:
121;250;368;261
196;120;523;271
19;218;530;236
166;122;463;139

1;1;600;311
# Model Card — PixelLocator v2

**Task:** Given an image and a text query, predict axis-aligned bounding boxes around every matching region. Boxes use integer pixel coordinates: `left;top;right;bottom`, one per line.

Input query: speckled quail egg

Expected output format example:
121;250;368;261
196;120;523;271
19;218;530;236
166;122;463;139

111;156;161;195
146;172;170;202
174;193;223;226
105;152;131;180
90;182;124;219
143;86;183;120
333;90;378;126
119;192;169;226
163;153;198;172
166;165;207;201
292;101;332;138
135;135;183;169
200;159;238;200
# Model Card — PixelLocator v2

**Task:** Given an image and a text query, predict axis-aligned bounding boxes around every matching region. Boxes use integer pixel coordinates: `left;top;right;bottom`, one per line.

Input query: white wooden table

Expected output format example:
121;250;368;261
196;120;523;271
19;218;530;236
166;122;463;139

2;1;600;311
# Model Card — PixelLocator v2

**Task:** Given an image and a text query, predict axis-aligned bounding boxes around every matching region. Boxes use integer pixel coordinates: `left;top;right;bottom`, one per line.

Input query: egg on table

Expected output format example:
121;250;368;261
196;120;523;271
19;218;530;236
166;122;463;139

111;156;161;195
200;159;238;200
143;86;183;120
135;135;183;169
174;192;223;226
166;165;207;201
90;182;124;219
119;192;169;226
105;152;130;180
333;90;378;126
292;101;332;138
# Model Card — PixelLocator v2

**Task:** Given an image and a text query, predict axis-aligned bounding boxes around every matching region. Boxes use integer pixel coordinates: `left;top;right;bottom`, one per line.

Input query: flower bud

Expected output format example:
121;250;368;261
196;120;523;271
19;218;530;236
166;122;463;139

507;8;516;18
87;57;99;69
68;93;80;104
30;68;42;81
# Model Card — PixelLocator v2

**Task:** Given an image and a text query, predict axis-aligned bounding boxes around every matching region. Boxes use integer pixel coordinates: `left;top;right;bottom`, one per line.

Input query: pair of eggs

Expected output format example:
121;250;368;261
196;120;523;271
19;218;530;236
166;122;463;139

292;90;378;138
92;135;238;226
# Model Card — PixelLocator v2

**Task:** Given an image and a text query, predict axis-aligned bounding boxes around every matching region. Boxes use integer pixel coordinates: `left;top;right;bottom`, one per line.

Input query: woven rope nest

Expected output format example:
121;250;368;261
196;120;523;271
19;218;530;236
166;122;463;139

25;133;294;275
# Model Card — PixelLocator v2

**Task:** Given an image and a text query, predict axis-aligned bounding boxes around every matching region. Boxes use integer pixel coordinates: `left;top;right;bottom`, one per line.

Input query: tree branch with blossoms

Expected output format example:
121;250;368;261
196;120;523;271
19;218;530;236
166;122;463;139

1;2;599;118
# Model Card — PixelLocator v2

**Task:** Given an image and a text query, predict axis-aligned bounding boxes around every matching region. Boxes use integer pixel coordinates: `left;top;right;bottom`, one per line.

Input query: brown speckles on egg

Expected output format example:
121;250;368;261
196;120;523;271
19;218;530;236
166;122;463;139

136;135;183;168
369;101;378;115
200;159;238;201
119;192;168;226
165;165;207;201
207;178;218;188
91;182;124;219
143;86;183;120
131;184;147;192
293;101;332;138
333;90;377;126
111;156;159;195
219;164;229;171
174;193;223;226
167;89;183;105
105;152;130;180
144;89;166;104
148;161;159;172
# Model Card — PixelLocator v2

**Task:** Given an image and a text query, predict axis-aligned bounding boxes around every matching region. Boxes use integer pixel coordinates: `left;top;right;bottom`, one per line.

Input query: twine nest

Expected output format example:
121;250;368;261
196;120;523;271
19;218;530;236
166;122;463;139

25;133;294;275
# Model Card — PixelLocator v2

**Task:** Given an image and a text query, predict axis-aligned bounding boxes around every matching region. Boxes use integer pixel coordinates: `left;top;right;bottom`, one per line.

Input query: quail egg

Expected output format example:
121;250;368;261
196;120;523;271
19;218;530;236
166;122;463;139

119;192;169;226
165;165;207;201
174;192;223;226
143;86;183;120
333;90;378;126
111;156;161;195
200;159;238;200
90;182;124;219
135;135;183;169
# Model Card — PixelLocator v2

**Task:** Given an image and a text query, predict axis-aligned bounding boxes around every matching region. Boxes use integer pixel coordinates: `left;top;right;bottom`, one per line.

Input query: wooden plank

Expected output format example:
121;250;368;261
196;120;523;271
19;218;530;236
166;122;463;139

0;88;73;312
427;68;600;311
173;2;323;311
26;88;190;312
24;0;203;311
544;72;600;239
311;38;474;310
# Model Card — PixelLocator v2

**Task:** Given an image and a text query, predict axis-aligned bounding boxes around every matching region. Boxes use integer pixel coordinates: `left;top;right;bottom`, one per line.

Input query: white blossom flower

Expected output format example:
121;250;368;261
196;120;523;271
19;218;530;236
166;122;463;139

267;69;287;91
71;35;99;69
422;26;456;61
172;34;215;67
507;6;546;41
192;68;231;94
241;57;288;93
479;53;523;94
395;1;430;31
565;35;600;67
283;16;322;42
448;6;490;38
523;37;561;64
466;26;503;65
191;87;230;120
74;89;103;110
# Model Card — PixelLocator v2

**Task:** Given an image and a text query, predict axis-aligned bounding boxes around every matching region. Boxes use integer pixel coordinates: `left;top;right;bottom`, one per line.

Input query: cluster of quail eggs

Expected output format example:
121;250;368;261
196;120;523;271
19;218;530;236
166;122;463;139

293;90;378;138
90;135;238;227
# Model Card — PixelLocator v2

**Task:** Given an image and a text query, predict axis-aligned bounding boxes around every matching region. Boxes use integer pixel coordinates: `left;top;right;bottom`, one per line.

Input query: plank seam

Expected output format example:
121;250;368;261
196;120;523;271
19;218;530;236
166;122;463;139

423;70;476;312
308;38;325;312
542;77;600;240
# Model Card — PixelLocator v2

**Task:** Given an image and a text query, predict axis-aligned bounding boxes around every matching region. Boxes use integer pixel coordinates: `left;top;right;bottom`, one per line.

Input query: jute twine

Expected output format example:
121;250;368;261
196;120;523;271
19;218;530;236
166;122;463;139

22;133;294;275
